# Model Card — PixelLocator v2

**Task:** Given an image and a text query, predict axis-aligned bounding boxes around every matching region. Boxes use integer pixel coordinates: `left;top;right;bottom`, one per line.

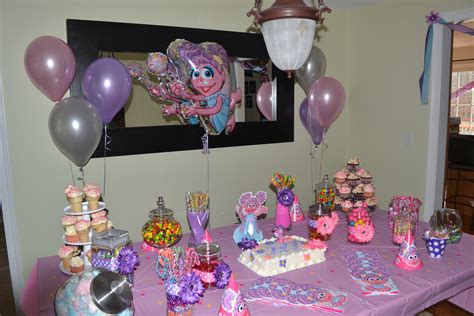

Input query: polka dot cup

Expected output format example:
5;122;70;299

425;237;448;258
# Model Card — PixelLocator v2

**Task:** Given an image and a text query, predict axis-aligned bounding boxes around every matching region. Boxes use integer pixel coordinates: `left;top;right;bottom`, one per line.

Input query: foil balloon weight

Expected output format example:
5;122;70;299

393;230;423;271
54;270;133;316
233;191;268;244
129;39;242;135
218;273;250;316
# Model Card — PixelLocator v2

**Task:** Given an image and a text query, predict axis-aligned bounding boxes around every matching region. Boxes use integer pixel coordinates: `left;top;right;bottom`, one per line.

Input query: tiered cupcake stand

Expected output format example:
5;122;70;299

59;201;106;275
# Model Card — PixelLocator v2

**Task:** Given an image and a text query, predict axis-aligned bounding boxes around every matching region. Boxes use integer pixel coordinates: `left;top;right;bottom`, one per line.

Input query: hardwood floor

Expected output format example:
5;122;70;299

0;218;16;316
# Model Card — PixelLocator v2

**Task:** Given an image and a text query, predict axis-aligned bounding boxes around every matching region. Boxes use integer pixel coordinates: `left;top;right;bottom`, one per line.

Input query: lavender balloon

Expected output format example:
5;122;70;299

299;97;324;145
308;77;346;129
24;36;76;102
256;82;273;121
82;58;132;124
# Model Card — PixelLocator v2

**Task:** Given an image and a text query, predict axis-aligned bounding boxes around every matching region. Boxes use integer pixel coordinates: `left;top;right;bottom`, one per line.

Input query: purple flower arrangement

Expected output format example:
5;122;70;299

277;188;295;207
117;246;140;276
214;262;232;289
237;238;258;251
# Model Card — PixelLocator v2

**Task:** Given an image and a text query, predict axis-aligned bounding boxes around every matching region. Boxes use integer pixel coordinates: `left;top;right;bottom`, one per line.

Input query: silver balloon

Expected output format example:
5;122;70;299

295;45;327;94
49;97;103;167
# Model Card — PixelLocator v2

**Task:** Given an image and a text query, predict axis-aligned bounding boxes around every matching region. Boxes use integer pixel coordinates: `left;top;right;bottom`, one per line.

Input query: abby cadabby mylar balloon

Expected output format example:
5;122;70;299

128;39;242;135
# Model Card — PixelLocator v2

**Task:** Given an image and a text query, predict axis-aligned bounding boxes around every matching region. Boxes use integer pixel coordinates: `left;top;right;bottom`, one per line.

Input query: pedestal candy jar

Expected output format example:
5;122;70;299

315;175;336;211
347;207;375;243
142;196;182;250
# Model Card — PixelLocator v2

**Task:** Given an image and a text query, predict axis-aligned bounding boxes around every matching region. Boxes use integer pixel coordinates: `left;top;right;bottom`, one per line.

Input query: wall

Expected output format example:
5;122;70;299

0;0;349;281
345;0;473;213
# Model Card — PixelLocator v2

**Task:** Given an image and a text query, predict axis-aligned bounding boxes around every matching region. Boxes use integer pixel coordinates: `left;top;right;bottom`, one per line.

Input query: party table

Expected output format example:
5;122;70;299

21;210;474;315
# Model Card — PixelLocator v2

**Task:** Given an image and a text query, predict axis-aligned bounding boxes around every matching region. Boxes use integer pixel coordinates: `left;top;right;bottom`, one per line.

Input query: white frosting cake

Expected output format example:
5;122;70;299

237;235;326;276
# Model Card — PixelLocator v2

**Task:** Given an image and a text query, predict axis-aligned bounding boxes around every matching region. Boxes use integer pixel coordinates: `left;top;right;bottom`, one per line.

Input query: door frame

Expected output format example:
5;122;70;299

423;7;474;221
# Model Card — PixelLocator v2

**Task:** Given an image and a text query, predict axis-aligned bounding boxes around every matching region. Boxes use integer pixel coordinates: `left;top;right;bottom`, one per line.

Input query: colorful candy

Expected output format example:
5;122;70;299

347;207;375;243
142;219;182;248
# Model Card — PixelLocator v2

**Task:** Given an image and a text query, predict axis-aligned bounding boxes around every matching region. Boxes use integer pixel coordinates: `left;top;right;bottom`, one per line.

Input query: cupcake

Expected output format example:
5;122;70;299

106;220;113;230
361;171;373;184
90;210;107;219
366;197;378;211
334;171;347;184
363;184;375;198
64;185;83;213
354;200;366;208
341;200;353;213
355;168;366;177
91;216;108;233
69;256;84;273
75;220;91;243
347;173;360;186
65;230;79;243
334;196;342;210
61;215;76;233
83;184;101;210
347;157;360;171
58;246;79;270
339;186;351;199
352;185;365;200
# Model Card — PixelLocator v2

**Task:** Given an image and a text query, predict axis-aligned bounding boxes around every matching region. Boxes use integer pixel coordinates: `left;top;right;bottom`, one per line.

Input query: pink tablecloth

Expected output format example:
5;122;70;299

21;210;474;315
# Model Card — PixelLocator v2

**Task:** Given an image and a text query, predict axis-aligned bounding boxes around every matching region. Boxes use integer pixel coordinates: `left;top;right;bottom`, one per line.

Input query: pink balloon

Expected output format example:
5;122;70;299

308;77;346;129
24;36;76;102
256;82;273;120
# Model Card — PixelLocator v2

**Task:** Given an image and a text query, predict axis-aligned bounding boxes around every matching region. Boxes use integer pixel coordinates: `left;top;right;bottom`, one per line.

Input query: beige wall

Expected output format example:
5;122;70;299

0;0;348;280
1;0;472;282
345;0;473;212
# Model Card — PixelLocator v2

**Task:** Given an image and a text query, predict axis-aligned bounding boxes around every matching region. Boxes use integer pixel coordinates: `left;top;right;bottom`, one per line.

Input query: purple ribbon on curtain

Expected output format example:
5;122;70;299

419;11;474;105
451;81;474;100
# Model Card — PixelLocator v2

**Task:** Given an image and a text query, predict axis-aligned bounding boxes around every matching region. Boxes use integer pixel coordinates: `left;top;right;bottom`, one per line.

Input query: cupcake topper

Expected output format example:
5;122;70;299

393;230;423;271
218;273;250;316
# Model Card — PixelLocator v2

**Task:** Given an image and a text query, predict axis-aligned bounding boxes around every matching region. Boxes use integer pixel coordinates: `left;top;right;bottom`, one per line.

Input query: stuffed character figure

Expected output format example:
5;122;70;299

233;191;268;244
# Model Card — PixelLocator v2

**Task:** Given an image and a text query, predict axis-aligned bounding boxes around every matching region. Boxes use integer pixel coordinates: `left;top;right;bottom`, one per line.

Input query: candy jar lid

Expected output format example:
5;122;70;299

309;204;331;216
148;196;174;220
315;175;335;191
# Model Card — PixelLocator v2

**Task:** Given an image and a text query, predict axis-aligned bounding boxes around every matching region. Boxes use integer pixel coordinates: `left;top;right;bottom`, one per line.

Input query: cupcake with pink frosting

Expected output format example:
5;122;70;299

339;186;351;199
61;215;77;234
341;200;353;213
83;184;101;210
58;246;79;270
334;171;347;184
90;210;107;219
64;185;84;213
91;216;108;233
355;168;366;177
364;184;375;198
75;220;91;243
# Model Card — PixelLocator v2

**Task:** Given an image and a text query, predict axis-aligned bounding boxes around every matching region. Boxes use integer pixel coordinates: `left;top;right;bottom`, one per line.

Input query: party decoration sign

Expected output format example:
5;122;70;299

129;39;242;135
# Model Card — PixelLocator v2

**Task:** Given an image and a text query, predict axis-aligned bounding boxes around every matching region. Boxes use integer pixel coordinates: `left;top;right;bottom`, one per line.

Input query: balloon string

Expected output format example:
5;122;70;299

103;124;110;199
309;142;317;204
201;133;210;229
68;161;76;187
78;167;86;187
319;142;328;181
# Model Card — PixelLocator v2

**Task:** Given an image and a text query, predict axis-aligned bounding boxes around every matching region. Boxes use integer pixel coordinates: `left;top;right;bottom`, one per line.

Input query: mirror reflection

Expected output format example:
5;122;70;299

104;52;274;129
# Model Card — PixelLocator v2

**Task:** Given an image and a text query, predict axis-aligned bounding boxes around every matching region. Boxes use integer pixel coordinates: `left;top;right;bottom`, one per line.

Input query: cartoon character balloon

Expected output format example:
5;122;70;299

128;39;241;135
233;191;268;244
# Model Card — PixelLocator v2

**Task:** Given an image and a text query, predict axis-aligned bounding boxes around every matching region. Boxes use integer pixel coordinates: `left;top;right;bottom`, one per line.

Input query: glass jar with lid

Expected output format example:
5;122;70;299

308;204;333;241
91;229;134;282
193;243;222;290
347;207;375;243
315;175;336;211
392;207;416;245
142;196;182;250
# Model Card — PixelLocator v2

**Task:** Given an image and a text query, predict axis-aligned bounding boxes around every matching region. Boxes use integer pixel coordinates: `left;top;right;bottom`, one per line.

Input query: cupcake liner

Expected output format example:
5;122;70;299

77;229;90;243
68;196;83;212
92;222;107;233
87;197;100;210
70;264;84;273
65;234;80;243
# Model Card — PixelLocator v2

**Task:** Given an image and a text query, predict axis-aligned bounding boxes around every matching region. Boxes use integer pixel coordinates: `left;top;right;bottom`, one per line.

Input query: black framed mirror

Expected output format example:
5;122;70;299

67;19;294;157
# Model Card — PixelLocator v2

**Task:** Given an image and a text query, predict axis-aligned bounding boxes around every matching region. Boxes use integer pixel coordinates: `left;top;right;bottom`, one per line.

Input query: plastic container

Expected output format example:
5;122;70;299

142;196;182;249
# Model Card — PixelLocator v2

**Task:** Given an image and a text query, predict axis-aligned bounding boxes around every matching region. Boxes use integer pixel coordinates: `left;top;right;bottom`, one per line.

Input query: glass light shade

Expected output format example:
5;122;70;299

261;18;316;71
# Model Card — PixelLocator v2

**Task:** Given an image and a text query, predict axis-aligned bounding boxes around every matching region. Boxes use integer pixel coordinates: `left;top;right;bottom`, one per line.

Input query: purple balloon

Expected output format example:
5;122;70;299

308;77;346;129
24;36;76;102
299;98;324;145
82;58;132;124
256;82;273;120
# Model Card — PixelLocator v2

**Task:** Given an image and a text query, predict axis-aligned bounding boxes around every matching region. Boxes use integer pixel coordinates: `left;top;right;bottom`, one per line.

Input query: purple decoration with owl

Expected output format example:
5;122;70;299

233;191;268;244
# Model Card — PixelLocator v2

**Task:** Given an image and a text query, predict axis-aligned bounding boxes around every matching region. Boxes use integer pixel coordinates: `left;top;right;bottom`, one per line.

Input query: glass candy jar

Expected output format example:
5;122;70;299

91;229;134;282
430;208;463;244
142;196;182;249
193;243;221;290
391;207;416;245
315;175;336;211
308;204;333;241
347;207;375;243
